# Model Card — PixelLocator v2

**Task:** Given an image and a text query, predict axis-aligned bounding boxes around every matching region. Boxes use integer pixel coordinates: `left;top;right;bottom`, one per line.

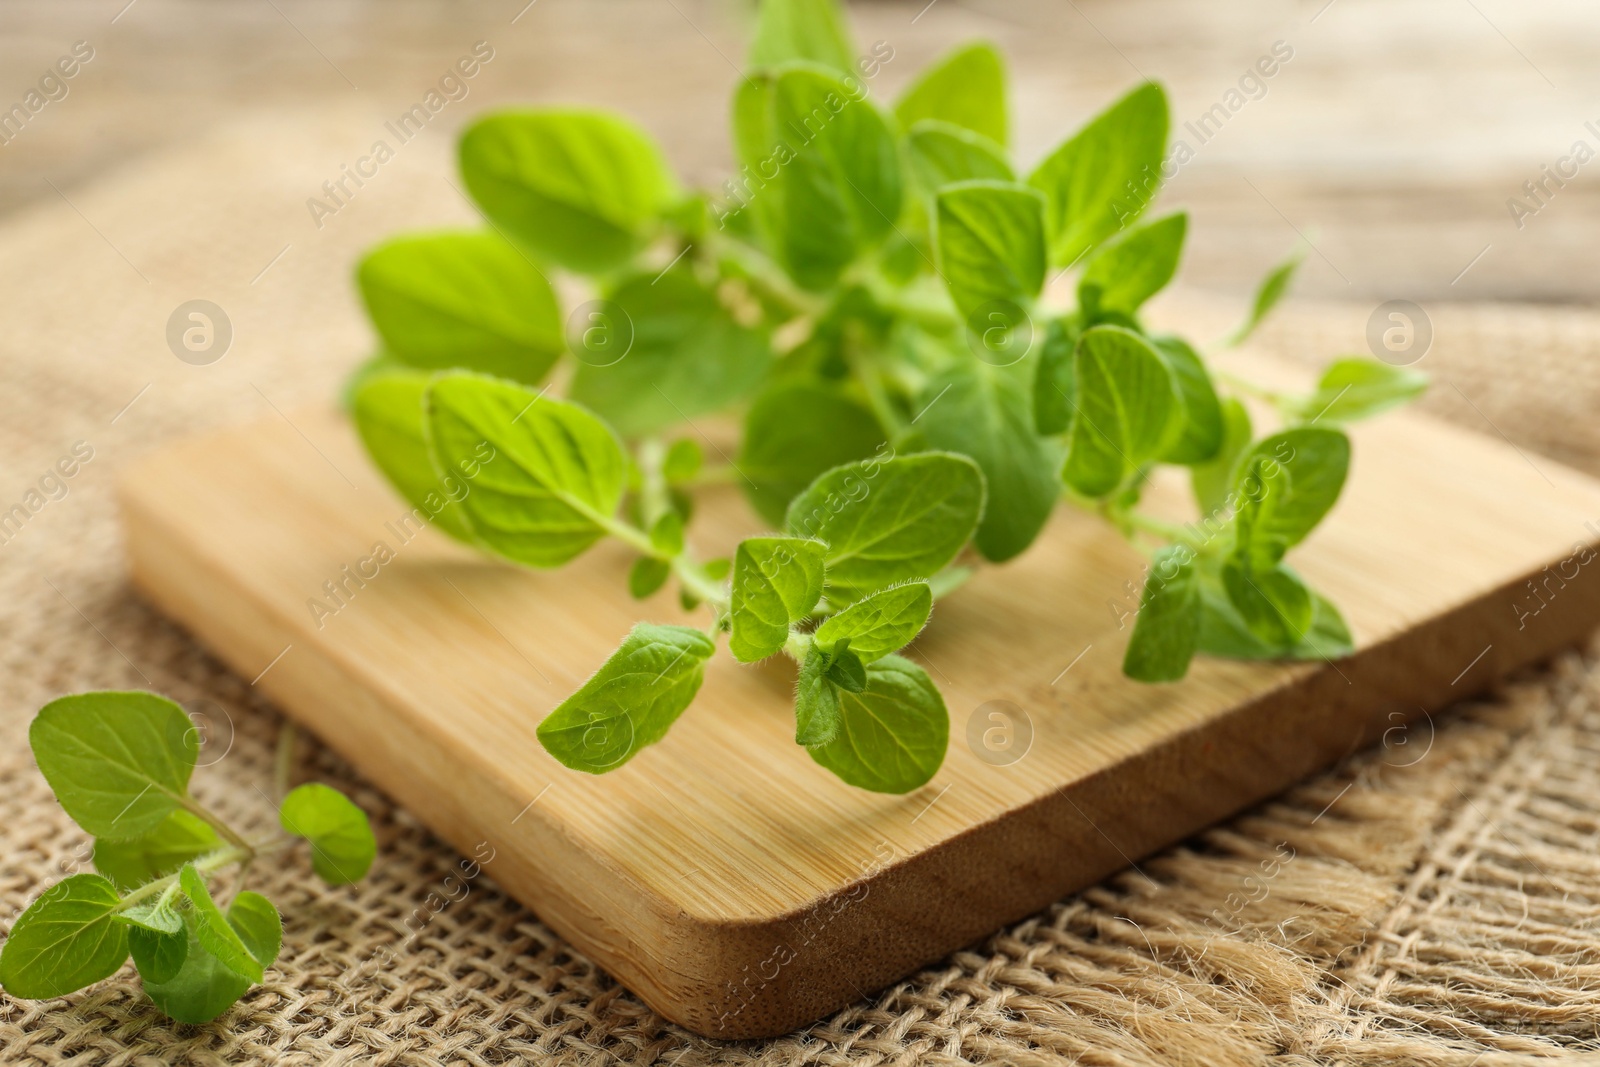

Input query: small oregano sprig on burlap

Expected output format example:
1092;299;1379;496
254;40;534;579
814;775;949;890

0;692;375;1022
343;0;1427;794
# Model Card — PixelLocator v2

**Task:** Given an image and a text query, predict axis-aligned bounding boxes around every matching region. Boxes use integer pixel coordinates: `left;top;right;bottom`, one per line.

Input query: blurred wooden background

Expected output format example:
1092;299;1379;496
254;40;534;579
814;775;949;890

0;0;1595;306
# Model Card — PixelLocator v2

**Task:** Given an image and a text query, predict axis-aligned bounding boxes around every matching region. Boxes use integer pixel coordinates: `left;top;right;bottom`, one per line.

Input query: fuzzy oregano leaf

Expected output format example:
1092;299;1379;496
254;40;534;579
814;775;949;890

813;581;932;662
805;654;947;794
0;873;128;999
351;370;474;542
729;537;827;663
280;784;377;886
895;41;1008;146
142;894;280;1025
179;865;264;984
426;372;628;567
30;691;198;841
117;894;185;937
128;925;188;985
459;108;678;274
537;623;716;772
1028;81;1169;267
794;643;841;746
786;452;984;606
356;230;563;384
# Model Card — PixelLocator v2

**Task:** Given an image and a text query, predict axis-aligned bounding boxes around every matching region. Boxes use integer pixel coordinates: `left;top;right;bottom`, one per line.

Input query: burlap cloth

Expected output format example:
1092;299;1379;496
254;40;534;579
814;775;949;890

3;112;1600;1066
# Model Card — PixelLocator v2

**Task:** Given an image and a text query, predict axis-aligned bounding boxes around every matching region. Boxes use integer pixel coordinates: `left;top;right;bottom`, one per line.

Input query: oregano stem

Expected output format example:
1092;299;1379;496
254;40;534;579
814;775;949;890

177;794;253;856
636;437;672;530
710;233;826;319
782;630;812;663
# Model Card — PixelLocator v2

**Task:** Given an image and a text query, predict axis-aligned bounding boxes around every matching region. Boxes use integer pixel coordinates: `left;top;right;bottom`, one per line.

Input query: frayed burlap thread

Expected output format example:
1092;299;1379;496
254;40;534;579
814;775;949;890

1;113;1600;1064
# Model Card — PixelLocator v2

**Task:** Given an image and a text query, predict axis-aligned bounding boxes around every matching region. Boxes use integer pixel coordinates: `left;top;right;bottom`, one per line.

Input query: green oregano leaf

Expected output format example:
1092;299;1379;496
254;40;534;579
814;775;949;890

1221;558;1313;650
94;809;221;892
649;512;685;556
537;623;715;772
805;654;947;793
662;438;703;483
1226;245;1304;346
351;370;475;541
1291;358;1427;425
904;120;1013;194
226;892;283;971
1149;334;1224;465
1231;428;1350;569
748;0;857;76
794;643;842;746
1195;560;1351;660
356;230;563;384
1078;212;1187;319
568;268;771;438
1033;315;1080;436
458;108;678;274
426;372;628;567
128;925;188;985
30;691;198;841
813;581;932;663
917;358;1061;561
736;63;902;291
895;41;1008;146
0;873;128;999
628;557;671;599
824;644;868;692
785;452;984;606
740;384;887;526
1028;81;1168;267
142;895;277;1025
1060;325;1179;497
116;891;184;936
279;783;377;886
934;180;1047;324
179;865;263;984
1191;396;1252;517
729;537;827;663
1123;545;1200;682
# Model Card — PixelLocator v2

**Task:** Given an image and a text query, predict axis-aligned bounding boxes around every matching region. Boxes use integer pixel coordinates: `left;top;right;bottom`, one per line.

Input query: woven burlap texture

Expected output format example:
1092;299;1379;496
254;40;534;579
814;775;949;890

2;112;1600;1066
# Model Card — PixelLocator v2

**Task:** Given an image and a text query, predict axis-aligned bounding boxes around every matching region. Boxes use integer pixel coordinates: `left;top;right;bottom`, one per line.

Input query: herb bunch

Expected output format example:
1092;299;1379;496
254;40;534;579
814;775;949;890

0;692;375;1021
346;0;1425;793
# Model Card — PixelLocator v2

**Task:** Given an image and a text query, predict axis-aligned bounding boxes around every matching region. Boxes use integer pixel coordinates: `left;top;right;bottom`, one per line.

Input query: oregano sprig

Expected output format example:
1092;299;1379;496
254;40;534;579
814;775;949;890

344;0;1425;792
0;692;374;1022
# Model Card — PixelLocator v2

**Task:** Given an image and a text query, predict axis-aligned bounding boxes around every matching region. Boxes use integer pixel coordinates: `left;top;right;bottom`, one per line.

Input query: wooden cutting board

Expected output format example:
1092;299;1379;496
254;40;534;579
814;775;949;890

117;356;1600;1038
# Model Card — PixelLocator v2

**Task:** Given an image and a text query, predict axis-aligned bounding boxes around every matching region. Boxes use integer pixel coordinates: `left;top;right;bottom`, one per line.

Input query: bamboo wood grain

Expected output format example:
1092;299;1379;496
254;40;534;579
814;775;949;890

117;355;1600;1037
